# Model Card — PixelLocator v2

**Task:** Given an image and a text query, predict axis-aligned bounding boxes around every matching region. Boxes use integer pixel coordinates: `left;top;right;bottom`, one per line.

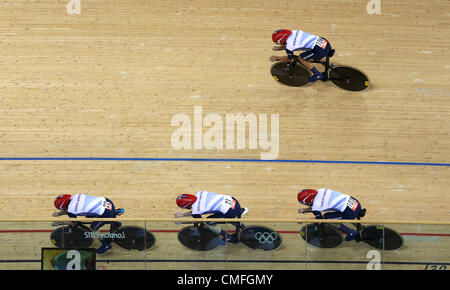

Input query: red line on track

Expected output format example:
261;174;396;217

400;232;450;237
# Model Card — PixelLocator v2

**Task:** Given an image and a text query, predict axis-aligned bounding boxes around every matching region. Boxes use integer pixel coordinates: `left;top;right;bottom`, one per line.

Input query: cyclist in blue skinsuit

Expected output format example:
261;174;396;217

269;29;333;82
297;188;366;241
53;194;125;254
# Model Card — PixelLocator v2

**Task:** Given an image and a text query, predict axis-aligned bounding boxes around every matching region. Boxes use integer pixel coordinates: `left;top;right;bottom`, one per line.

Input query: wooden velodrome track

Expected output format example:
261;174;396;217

0;0;448;270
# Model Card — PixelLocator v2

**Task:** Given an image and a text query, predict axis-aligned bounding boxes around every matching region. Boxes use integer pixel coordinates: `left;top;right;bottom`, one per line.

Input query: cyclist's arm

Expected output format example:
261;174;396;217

298;207;312;213
51;211;77;227
299;207;323;219
52;210;68;217
175;210;196;218
272;45;286;51
269;55;290;62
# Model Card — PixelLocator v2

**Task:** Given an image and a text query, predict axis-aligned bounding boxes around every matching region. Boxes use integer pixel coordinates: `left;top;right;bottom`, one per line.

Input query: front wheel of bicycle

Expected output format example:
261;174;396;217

360;225;403;250
50;225;94;248
271;62;311;87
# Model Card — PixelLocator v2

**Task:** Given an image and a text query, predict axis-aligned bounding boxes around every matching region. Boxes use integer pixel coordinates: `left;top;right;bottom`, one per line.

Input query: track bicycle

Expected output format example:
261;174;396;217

299;220;403;250
50;221;156;251
177;221;283;252
271;50;369;91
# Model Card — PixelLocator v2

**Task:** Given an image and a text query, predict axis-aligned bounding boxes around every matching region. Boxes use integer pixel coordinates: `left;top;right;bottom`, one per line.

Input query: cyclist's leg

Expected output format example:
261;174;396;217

205;200;243;243
205;213;225;235
300;39;332;82
299;55;322;82
324;211;358;242
226;199;242;243
96;199;120;253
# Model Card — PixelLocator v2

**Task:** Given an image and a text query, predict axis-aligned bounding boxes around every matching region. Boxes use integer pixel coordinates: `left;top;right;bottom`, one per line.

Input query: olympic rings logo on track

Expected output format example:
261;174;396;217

254;231;278;244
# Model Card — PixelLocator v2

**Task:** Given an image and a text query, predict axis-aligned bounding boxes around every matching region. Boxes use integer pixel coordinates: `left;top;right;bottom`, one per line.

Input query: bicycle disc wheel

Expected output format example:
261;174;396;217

50;225;94;248
271;62;310;87
300;224;343;248
239;226;282;251
329;66;369;91
113;226;156;251
177;226;223;251
361;226;403;250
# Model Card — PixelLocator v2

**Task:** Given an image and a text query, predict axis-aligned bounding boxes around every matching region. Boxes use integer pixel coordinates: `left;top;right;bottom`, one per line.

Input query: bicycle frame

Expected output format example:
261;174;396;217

290;53;349;83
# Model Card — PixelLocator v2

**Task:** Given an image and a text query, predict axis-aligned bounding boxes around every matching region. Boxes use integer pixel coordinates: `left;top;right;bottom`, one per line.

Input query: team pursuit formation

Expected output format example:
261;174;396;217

49;30;394;256
51;188;403;254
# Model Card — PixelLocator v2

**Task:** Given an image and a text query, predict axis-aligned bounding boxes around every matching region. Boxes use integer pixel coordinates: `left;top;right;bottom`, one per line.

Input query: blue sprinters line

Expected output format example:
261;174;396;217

0;157;448;167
